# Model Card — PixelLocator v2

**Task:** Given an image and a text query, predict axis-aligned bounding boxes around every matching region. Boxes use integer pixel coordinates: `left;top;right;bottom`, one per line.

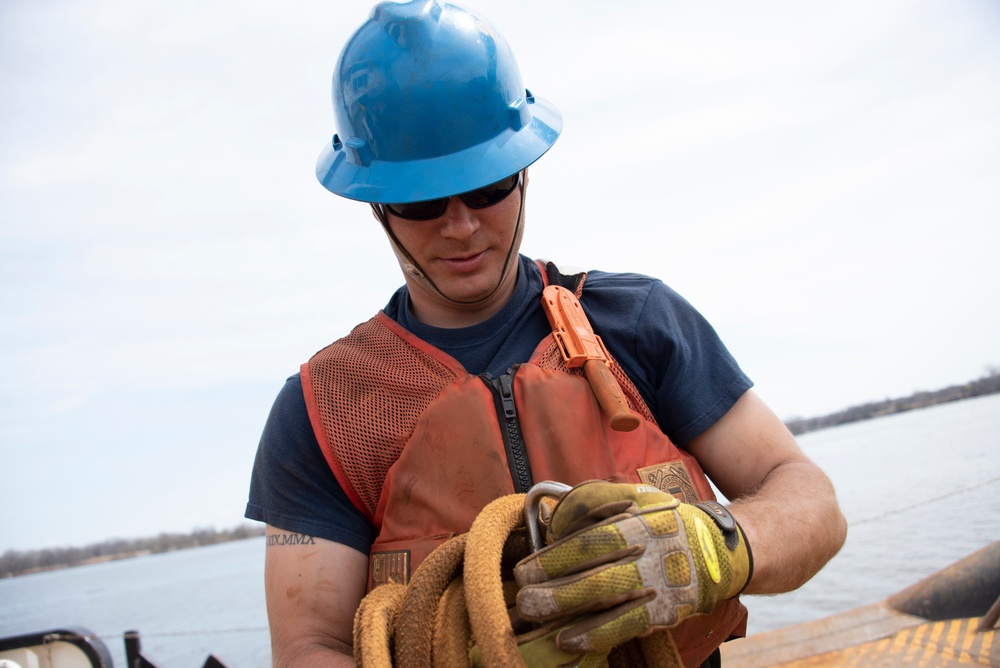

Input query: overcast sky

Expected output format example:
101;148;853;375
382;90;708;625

2;0;998;551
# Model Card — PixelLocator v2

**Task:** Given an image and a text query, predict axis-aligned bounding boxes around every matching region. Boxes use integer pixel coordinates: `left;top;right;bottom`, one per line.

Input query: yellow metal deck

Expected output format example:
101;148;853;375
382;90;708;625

721;604;996;666
721;542;999;667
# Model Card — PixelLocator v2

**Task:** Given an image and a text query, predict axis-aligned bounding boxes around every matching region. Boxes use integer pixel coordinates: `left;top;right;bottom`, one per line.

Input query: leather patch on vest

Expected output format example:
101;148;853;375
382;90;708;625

370;550;410;587
637;461;699;503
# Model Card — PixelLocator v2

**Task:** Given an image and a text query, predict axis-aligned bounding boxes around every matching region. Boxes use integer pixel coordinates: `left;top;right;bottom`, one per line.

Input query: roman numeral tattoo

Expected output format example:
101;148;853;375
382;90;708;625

266;533;317;547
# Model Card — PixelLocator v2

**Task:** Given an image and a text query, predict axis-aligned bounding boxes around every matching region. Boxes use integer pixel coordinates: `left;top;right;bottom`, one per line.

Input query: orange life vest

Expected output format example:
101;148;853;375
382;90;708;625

301;271;747;666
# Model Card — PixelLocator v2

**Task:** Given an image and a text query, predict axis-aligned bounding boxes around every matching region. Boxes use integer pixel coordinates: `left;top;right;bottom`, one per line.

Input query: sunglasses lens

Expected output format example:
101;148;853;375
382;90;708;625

461;173;520;209
385;199;448;221
385;173;520;220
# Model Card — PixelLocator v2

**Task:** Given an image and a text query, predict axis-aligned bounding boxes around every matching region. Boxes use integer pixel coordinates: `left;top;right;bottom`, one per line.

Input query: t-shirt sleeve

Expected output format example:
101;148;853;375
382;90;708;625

582;273;753;445
245;373;373;555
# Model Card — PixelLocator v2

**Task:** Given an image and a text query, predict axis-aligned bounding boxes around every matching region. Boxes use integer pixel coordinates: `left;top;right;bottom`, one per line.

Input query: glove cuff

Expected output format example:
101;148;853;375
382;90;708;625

693;501;753;600
729;520;753;598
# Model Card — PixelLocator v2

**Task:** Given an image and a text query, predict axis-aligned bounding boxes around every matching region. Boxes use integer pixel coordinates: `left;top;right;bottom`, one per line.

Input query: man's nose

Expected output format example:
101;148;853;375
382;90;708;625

439;198;479;239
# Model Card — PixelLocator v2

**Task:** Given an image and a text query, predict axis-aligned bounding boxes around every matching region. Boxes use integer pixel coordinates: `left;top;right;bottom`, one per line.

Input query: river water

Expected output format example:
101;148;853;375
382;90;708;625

2;394;998;667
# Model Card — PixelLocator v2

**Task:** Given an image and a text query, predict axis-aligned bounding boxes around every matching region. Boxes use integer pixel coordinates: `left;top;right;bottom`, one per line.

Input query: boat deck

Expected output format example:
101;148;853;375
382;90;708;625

722;541;1000;667
722;603;996;667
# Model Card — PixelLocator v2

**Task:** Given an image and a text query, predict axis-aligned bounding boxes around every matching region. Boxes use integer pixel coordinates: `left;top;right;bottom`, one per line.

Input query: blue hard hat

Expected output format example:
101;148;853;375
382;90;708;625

316;0;562;204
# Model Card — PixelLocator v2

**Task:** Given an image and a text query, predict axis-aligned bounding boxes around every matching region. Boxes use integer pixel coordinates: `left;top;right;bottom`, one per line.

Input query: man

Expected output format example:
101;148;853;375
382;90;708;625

245;1;847;666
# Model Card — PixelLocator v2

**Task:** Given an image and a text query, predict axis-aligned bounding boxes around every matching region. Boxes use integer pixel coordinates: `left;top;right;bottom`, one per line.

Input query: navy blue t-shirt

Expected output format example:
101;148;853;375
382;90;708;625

245;256;752;554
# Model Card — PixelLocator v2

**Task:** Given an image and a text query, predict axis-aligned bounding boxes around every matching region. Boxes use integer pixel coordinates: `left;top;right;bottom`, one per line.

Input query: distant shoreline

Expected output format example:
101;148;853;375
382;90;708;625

10;549;155;577
784;369;1000;436
1;525;264;579
5;370;998;578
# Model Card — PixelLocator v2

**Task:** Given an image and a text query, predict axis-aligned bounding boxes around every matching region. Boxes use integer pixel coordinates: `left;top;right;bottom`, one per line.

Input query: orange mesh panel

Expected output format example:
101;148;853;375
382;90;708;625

307;317;461;520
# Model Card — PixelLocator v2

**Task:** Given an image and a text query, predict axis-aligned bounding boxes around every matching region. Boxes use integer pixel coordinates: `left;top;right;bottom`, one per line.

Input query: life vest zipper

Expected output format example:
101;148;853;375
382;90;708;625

482;367;533;493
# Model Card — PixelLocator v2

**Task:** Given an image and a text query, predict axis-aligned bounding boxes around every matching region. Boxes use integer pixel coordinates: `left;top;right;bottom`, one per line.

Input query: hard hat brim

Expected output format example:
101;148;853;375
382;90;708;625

315;97;562;205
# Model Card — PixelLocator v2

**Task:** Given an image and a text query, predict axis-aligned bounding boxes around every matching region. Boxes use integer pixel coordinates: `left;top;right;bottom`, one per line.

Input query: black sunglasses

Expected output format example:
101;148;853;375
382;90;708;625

385;173;520;221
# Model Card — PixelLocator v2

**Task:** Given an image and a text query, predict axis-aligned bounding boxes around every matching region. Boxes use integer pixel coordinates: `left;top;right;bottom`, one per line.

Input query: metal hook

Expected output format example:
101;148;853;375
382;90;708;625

523;481;572;553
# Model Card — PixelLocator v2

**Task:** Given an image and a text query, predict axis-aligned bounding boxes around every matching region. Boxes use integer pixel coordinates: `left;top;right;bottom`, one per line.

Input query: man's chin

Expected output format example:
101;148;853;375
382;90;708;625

432;273;506;306
437;287;497;307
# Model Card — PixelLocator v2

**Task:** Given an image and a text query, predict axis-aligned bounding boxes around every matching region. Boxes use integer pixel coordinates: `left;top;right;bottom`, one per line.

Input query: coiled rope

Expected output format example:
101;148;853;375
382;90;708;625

353;494;682;668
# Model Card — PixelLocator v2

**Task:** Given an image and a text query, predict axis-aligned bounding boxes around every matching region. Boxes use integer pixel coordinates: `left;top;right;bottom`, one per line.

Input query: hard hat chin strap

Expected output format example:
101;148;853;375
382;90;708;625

372;171;528;309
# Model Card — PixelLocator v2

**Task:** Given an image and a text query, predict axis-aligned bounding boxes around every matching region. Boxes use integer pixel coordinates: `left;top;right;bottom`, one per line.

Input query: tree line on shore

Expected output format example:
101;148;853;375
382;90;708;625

0;524;264;578
3;368;997;578
784;367;1000;435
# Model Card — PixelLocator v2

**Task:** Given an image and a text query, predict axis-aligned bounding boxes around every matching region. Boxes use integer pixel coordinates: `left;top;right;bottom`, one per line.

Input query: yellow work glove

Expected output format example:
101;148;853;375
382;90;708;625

513;480;752;655
470;623;609;668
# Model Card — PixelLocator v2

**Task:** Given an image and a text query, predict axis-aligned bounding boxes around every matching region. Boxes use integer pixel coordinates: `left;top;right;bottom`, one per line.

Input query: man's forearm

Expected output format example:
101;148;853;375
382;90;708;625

729;459;847;595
